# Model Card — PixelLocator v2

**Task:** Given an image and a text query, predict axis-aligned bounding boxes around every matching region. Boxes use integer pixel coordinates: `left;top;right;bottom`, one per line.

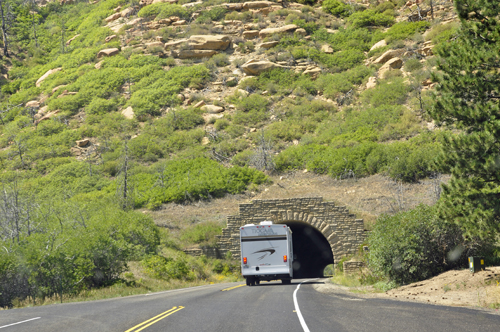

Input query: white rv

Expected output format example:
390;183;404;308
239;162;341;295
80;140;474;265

240;221;293;286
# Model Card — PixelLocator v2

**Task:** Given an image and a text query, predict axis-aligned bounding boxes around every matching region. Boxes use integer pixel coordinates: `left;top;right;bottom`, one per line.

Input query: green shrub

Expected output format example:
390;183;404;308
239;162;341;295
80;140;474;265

196;7;226;23
425;22;459;45
86;97;118;115
138;3;189;20
347;10;395;28
181;222;223;247
369;205;490;285
361;77;409;107
322;0;350;17
385;21;430;43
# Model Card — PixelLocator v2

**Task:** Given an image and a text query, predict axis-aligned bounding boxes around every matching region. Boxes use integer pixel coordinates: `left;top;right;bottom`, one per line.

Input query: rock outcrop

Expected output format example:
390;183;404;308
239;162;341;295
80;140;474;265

36;68;62;87
241;59;283;75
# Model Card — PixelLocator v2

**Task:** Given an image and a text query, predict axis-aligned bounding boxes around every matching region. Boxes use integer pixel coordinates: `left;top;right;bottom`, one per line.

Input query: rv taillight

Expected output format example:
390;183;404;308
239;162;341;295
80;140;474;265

283;255;287;262
243;257;247;264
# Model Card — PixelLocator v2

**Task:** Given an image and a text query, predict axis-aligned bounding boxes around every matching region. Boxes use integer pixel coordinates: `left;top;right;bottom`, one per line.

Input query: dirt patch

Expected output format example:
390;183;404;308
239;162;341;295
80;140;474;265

314;267;500;311
149;172;447;231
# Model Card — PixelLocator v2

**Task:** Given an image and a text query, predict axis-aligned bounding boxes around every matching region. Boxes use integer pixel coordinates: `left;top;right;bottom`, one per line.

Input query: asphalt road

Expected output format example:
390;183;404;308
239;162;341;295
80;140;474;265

1;279;499;332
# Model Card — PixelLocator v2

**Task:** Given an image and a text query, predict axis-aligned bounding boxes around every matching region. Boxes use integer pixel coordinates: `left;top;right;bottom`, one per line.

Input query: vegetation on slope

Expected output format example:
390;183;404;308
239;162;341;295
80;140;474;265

0;0;497;306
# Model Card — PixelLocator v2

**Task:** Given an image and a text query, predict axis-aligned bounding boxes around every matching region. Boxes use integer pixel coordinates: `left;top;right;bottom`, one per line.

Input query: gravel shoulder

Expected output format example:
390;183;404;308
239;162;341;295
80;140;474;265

314;267;500;313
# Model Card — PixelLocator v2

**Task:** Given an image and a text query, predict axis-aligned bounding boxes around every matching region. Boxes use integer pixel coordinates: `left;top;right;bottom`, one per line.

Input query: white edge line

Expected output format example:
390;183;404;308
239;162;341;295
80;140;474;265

0;317;41;329
293;279;317;332
145;283;228;296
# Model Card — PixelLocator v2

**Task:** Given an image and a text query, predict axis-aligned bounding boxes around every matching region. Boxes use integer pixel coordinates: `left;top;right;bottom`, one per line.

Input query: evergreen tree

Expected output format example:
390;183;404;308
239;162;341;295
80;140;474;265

430;0;500;240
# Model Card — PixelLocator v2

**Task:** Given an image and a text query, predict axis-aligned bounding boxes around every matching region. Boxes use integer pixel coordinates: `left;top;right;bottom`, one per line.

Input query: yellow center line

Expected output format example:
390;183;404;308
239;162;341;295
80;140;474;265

125;306;185;332
221;284;246;291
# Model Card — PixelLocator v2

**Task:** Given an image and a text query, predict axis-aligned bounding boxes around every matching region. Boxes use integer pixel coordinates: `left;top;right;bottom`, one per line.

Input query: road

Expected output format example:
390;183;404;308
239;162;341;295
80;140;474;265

1;279;499;332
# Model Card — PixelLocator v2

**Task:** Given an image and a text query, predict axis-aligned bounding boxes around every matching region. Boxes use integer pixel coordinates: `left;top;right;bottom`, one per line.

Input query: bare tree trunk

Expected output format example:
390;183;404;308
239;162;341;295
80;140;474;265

0;0;9;57
31;13;38;48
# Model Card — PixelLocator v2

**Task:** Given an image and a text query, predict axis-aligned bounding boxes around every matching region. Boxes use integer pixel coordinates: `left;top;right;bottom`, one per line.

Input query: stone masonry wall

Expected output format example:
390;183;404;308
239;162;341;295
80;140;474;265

216;197;367;263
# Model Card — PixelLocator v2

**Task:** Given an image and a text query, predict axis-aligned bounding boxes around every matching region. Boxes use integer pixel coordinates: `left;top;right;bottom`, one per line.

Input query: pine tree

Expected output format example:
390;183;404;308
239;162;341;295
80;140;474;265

430;0;500;240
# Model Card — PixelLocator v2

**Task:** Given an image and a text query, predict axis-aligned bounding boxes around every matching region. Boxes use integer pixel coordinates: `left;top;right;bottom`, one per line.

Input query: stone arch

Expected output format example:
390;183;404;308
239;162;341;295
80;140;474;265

217;197;367;267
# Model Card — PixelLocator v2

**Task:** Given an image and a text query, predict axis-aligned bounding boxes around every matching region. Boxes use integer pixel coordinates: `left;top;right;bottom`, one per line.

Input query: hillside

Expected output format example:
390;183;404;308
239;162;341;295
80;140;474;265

0;0;467;307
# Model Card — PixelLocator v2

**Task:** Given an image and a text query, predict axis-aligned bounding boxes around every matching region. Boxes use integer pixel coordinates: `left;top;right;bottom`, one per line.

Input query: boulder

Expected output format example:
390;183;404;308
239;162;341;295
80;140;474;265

194;100;206;108
25;100;40;108
121;106;134;119
66;34;80;46
171;49;218;59
97;48;120;58
95;60;104;69
172;20;186;26
295;28;307;36
120;7;134;17
105;35;117;43
373;49;404;65
35;110;59;125
259;24;298;38
378;57;403;77
259;41;279;49
241;59;283;75
243;30;260;39
237;89;249;97
370;39;387;52
146;41;164;48
52;85;67;93
188;35;231;50
105;13;121;23
302;67;321;79
321;44;333;54
221;3;243;11
164;39;188;49
128;17;143;26
242;1;274;10
182;1;201;7
201;105;224;114
366;76;377;89
76;139;90;147
36;68;62;87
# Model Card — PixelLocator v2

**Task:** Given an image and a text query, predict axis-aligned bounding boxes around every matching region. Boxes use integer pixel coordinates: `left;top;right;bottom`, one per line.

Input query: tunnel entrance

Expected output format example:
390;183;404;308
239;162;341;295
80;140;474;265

282;221;334;278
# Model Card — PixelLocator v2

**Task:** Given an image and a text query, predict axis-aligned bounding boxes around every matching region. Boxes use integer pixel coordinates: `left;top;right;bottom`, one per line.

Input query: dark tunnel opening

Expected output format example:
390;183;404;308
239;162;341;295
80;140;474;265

283;221;334;278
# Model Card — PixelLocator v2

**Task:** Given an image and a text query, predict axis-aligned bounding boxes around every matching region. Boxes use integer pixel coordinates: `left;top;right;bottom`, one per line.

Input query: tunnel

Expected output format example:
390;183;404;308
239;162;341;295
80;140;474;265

282;221;334;278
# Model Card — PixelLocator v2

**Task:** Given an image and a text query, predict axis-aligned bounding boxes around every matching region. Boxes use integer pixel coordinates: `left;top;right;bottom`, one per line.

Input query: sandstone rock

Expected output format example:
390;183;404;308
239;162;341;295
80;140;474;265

177;93;185;101
172;20;186;26
321;44;333;54
295;28;307;36
378;57;403;77
201;137;210;145
121;106;134;119
66;34;80;46
52;85;67;93
120;7;134;17
113;6;122;12
221;3;243;11
36;68;62;87
171;49;218;59
35;110;59;125
182;1;201;7
105;13;121;23
146;41;164;48
128;17;143;25
164;39;188;49
25;100;40;108
105;35;117;43
57;90;77;98
244;23;258;30
76;139;90;147
242;1;274;10
237;89;249;97
370;39;387;52
156;36;165;42
302;67;321;79
326;29;338;34
422;78;433;86
259;41;279;49
243;30;260;39
259;24;298;38
373;49;405;65
188;35;231;50
226;77;237;85
366;76;377;89
238;76;255;85
194;100;206;108
94;60;104;69
201;105;224;114
97;48;119;58
240;59;283;75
